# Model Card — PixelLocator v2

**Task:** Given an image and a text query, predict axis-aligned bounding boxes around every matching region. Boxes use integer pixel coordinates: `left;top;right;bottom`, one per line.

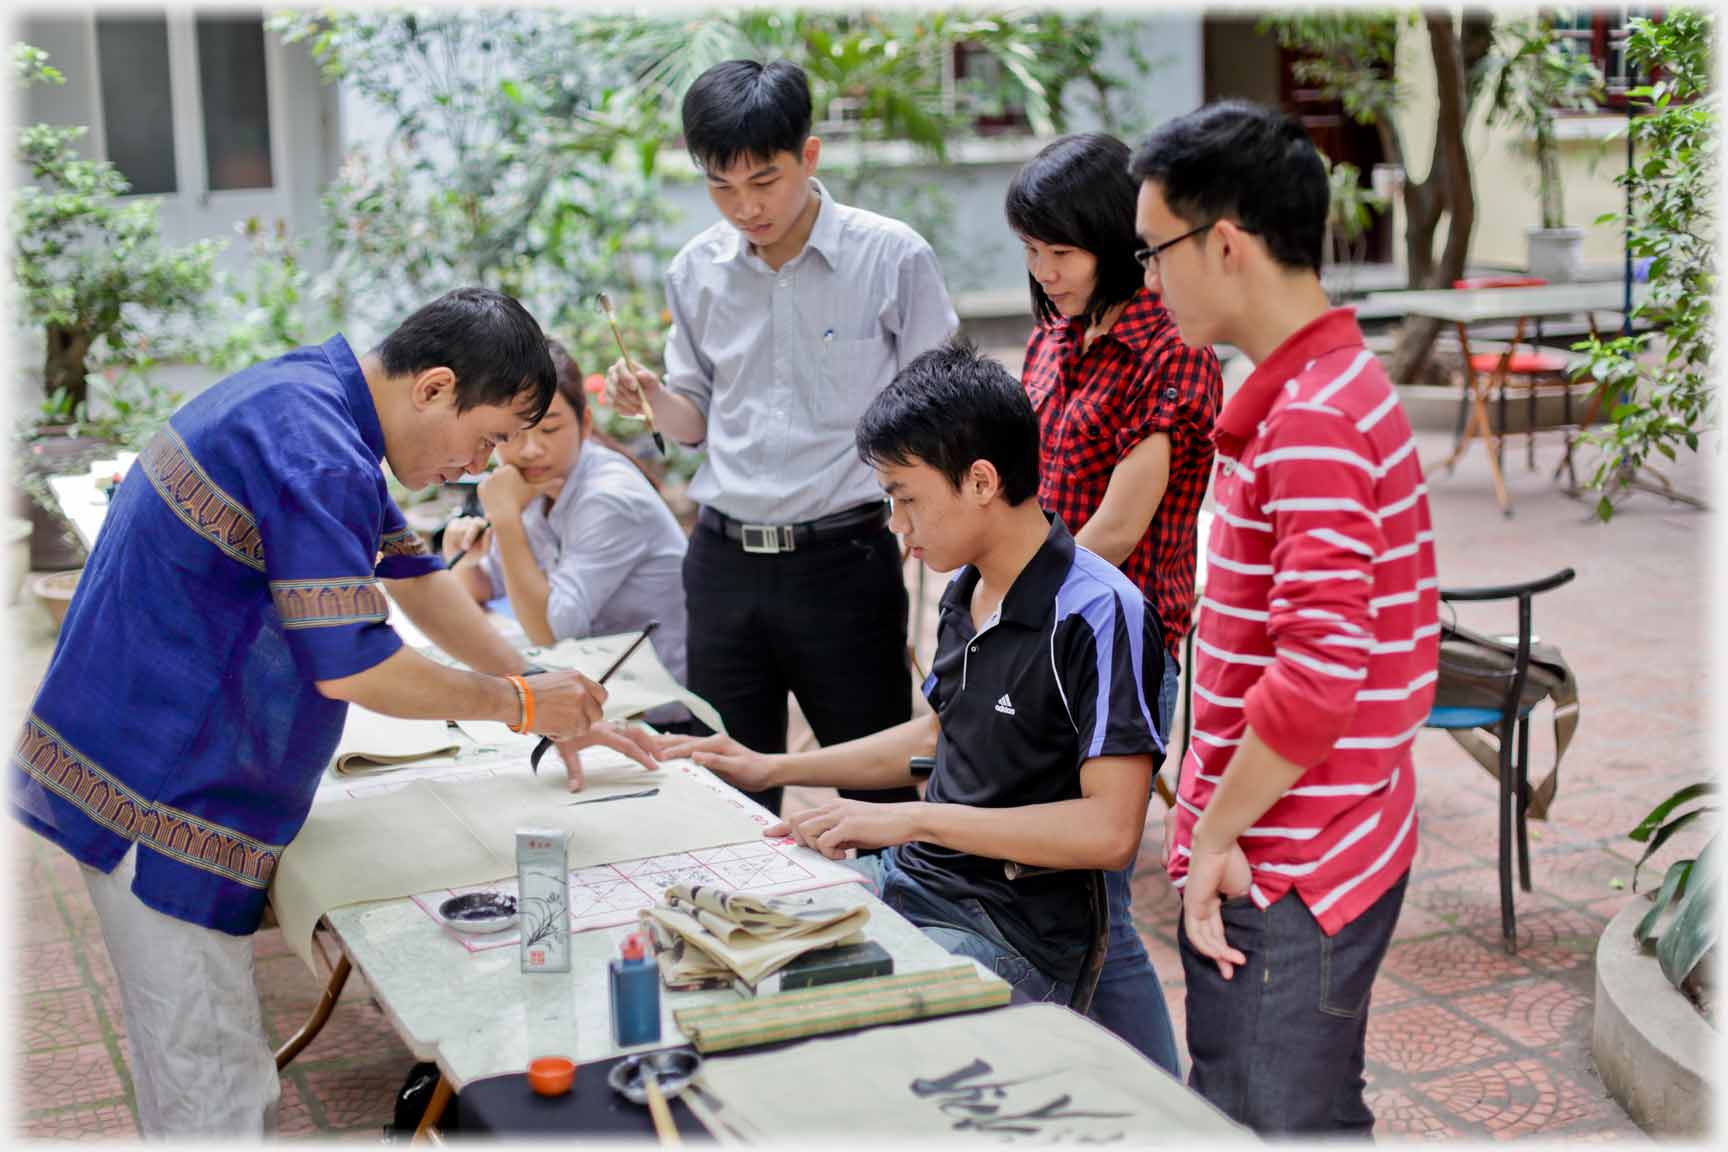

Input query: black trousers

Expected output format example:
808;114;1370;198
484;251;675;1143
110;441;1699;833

683;519;917;815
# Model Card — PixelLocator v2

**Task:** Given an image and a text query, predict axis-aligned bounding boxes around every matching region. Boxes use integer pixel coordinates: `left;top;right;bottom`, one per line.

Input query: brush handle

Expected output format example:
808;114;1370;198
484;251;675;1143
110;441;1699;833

604;306;665;455
643;1075;681;1147
529;621;660;773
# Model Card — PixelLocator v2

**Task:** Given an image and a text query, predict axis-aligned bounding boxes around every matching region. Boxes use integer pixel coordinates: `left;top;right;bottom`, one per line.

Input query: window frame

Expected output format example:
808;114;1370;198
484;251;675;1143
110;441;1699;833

1546;8;1658;113
85;8;287;205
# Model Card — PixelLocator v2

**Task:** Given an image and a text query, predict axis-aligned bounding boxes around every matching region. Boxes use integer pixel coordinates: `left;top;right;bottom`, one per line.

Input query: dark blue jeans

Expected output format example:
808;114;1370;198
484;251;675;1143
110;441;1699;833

846;849;1074;1005
1087;655;1183;1075
1180;873;1409;1136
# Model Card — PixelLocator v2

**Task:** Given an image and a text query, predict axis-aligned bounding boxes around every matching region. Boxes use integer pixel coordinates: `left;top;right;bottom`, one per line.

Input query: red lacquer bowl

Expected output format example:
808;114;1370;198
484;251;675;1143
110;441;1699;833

528;1055;576;1097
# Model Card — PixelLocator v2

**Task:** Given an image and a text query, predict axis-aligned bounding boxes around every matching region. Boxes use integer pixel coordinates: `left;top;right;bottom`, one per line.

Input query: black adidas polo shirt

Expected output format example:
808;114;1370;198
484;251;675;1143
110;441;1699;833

895;516;1167;984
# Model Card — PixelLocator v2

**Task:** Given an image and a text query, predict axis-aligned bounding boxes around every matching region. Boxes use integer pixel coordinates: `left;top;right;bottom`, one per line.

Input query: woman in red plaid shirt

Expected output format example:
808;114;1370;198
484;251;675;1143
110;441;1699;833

1006;133;1223;1072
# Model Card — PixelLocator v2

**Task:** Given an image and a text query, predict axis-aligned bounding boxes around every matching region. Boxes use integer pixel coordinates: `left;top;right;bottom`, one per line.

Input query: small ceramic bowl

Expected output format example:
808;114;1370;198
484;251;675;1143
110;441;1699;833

438;891;518;935
527;1055;576;1097
607;1049;702;1105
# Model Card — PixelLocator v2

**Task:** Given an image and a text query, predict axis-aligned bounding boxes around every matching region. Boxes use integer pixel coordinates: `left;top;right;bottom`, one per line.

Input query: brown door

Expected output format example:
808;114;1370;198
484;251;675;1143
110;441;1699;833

1278;46;1393;263
1202;16;1393;263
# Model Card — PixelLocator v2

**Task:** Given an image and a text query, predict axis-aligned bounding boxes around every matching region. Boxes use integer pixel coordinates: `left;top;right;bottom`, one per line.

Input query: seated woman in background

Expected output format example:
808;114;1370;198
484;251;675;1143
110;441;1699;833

443;339;691;697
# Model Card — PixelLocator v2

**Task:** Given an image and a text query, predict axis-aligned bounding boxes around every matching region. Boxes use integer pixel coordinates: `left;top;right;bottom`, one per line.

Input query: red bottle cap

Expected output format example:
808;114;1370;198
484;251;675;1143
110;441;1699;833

620;931;647;961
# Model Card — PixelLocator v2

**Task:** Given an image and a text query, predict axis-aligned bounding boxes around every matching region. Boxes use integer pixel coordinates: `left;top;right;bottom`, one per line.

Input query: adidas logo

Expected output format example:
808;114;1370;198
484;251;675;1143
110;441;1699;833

994;694;1016;716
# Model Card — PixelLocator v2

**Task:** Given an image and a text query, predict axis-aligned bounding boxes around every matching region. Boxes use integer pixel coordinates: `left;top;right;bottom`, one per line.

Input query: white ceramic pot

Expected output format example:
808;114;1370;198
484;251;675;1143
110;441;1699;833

1527;227;1584;283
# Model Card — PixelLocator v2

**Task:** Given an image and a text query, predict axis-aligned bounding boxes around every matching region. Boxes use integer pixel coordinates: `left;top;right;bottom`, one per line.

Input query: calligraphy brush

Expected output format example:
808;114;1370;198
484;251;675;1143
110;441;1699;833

530;620;661;774
446;520;489;568
597;291;666;456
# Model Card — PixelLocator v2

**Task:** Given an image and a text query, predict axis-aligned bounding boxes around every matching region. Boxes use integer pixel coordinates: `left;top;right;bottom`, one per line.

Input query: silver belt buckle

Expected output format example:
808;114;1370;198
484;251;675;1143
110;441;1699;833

740;524;795;554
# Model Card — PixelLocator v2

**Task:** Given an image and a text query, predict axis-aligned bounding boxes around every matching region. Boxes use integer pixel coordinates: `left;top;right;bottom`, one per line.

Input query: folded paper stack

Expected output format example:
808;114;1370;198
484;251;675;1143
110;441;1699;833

641;884;869;987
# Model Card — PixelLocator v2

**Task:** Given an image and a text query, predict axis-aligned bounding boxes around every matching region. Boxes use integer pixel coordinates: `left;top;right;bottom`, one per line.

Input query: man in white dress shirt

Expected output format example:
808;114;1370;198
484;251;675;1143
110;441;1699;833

607;59;958;815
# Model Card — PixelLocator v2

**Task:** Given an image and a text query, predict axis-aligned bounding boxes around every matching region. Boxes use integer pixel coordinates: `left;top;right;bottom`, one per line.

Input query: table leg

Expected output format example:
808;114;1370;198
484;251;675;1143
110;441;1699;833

1440;323;1501;478
1556;312;1605;494
1439;323;1482;475
1560;380;1612;498
1443;324;1513;515
274;953;352;1070
413;1074;455;1143
1481;394;1513;517
1555;378;1577;488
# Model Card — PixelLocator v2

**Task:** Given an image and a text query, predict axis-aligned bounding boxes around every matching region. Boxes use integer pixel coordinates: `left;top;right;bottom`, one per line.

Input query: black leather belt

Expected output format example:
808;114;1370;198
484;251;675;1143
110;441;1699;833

698;502;889;554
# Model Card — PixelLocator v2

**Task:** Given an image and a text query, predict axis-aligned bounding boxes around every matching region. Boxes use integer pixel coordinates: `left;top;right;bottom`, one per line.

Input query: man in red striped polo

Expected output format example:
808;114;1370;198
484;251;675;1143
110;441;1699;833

1130;102;1439;1135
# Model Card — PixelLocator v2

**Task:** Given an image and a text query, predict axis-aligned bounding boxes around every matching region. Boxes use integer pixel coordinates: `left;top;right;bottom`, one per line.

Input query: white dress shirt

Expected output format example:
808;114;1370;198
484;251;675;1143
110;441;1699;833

661;179;959;524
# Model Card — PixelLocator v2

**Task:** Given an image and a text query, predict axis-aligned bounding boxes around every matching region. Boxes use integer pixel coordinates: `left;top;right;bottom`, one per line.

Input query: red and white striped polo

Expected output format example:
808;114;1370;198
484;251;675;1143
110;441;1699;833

1167;308;1438;934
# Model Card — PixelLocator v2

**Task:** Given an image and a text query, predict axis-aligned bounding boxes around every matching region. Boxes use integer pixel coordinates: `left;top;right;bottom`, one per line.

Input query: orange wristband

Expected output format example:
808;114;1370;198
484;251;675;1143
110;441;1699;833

505;675;534;734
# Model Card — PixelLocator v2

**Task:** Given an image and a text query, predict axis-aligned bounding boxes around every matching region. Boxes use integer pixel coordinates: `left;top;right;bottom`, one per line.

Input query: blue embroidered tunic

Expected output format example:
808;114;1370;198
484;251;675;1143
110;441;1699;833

10;336;441;935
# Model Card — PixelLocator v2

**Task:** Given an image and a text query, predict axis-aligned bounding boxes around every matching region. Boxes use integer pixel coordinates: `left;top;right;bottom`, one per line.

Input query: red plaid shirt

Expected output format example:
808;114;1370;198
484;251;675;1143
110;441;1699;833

1022;287;1222;657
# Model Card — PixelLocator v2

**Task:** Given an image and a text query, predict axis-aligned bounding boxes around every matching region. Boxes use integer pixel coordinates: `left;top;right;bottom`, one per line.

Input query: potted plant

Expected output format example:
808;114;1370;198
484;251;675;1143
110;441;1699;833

1483;18;1605;282
1626;782;1716;1021
10;43;218;567
1320;153;1389;301
1593;779;1716;1136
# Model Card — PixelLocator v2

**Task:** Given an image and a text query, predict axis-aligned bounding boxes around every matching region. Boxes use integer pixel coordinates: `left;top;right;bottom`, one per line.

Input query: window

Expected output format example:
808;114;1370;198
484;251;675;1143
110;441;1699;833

90;10;277;198
1549;8;1657;110
95;14;177;195
196;14;275;191
951;43;1032;136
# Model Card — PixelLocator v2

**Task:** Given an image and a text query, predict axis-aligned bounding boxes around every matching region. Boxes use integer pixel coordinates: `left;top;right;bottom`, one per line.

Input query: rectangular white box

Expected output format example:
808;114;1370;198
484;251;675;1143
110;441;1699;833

516;828;571;973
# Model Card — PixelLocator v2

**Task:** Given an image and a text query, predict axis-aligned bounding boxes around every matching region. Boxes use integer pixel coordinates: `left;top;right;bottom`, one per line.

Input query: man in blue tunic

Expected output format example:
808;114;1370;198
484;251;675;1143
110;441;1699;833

10;287;646;1136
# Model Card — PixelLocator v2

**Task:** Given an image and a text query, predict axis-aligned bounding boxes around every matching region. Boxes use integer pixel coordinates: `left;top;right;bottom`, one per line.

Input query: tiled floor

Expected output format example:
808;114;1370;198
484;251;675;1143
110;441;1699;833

6;427;1711;1139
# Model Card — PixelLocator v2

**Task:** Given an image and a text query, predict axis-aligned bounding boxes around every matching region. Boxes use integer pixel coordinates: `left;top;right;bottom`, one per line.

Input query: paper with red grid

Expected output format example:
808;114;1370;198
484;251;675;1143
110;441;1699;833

412;838;866;954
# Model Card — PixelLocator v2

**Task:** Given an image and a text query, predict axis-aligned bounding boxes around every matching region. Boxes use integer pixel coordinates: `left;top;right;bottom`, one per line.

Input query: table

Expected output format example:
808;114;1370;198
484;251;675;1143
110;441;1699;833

292;752;971;1140
453;992;1036;1138
320;867;961;1078
1363;282;1651;516
46;472;108;553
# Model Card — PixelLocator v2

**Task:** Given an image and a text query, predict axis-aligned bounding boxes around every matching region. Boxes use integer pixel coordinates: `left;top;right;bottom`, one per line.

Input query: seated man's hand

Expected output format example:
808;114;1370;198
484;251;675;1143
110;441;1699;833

651;733;780;794
555;722;661;792
768;799;918;860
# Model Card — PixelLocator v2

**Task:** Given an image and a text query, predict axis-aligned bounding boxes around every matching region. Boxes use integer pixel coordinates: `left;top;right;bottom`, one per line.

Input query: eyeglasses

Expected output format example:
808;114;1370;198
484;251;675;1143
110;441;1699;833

1133;221;1216;273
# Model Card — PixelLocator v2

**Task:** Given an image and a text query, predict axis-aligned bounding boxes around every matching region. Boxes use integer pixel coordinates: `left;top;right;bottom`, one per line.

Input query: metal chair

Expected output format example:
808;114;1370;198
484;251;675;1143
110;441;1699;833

1424;567;1576;953
1446;276;1580;475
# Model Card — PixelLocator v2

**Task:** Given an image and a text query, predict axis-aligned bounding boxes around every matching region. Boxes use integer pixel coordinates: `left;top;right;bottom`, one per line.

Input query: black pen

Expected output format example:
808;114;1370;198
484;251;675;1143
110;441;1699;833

530;621;661;774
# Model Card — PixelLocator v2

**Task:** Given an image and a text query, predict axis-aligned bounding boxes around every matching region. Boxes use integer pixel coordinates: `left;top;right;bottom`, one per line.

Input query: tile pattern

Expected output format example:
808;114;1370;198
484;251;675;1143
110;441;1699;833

9;430;1699;1140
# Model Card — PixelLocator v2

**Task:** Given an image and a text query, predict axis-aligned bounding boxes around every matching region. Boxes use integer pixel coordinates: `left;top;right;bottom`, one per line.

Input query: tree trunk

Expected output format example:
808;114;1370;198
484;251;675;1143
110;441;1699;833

42;324;93;416
1389;13;1479;385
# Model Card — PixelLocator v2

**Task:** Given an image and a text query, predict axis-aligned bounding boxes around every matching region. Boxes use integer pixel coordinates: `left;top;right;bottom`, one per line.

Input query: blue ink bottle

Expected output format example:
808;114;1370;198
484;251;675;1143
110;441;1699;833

609;930;661;1047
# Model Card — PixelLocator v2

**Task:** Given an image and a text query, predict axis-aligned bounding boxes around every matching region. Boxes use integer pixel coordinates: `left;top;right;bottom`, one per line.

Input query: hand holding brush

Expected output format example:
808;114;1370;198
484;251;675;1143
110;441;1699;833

597;292;666;456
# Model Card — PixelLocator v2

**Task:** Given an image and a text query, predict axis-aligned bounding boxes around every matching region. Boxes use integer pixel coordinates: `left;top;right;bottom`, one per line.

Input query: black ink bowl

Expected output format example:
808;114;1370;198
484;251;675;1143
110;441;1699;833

438;891;519;935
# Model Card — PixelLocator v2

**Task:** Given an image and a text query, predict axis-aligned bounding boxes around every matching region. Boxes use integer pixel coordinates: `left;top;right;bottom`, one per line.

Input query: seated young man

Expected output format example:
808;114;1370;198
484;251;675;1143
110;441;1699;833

647;340;1167;1002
